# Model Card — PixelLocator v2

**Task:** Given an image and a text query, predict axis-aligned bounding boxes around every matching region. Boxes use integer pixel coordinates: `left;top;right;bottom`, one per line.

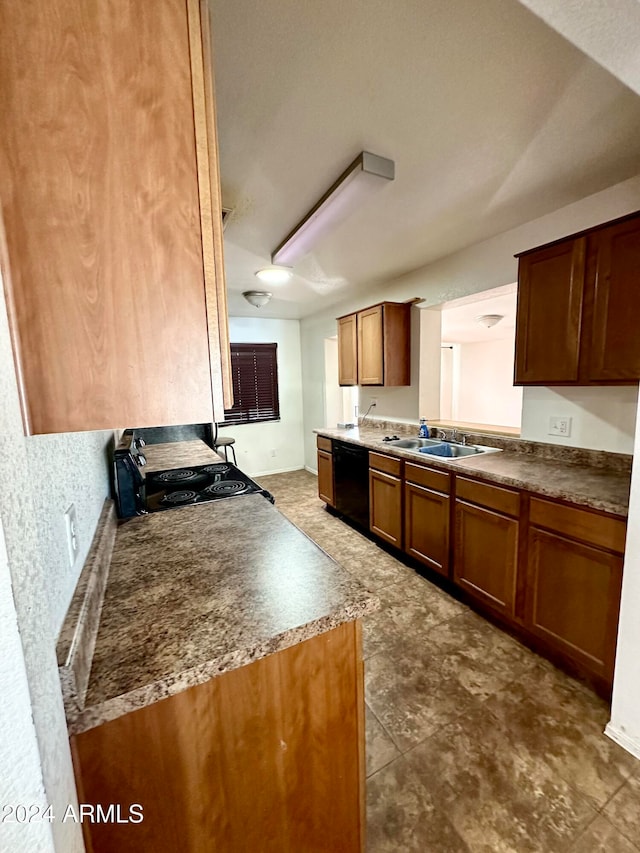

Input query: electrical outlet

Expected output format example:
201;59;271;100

370;397;377;407
548;416;572;437
64;504;79;567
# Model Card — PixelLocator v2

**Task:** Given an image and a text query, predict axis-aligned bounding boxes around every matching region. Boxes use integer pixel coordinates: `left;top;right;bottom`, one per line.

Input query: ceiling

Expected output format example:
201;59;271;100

439;283;517;344
210;0;640;320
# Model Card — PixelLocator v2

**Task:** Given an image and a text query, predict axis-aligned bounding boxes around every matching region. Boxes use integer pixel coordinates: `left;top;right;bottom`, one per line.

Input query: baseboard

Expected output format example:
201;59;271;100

249;465;306;478
305;465;318;476
604;723;640;760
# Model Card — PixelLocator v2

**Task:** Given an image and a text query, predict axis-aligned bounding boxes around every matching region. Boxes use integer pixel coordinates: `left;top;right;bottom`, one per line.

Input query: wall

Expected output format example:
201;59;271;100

607;395;640;758
300;173;640;470
226;317;305;477
455;338;523;428
0;269;113;853
521;386;638;454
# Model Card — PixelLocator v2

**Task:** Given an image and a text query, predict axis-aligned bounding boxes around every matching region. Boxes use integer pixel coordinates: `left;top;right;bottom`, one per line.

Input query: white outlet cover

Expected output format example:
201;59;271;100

64;504;79;567
548;416;572;437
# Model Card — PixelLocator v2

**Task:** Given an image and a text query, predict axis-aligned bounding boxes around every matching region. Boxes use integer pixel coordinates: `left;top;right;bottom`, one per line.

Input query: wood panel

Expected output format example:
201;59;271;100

529;497;626;554
405;462;450;494
191;0;233;412
357;305;384;385
454;501;519;617
381;303;411;386
586;216;640;381
526;527;623;682
404;482;450;577
72;622;364;853
369;469;402;547
455;477;520;517
0;0;215;433
338;314;358;386
514;238;585;384
317;435;332;452
317;449;335;507
368;451;402;477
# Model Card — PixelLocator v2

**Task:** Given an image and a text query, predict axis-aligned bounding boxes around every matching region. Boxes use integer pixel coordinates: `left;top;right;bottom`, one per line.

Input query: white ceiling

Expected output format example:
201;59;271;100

439;283;517;344
210;0;640;320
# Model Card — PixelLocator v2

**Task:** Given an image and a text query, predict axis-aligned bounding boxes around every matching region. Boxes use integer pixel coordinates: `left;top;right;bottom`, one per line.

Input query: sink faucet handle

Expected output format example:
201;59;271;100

436;428;447;440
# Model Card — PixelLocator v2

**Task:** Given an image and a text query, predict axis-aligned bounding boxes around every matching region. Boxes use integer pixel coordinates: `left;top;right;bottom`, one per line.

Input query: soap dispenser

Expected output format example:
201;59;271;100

419;418;429;438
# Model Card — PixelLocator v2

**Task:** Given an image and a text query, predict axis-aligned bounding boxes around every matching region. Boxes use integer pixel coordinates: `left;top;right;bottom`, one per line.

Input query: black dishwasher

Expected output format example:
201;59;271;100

332;440;370;531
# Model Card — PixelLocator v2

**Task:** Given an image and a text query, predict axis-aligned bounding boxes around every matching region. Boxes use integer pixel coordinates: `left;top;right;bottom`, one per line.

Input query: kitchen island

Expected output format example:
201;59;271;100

58;484;377;852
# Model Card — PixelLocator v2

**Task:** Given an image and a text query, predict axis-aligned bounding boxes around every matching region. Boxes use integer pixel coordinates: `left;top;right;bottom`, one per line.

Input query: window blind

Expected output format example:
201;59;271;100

223;343;280;425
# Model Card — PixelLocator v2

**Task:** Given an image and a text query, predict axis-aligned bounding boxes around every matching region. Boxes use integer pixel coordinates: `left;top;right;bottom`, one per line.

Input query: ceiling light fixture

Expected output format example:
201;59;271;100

271;151;395;266
476;314;504;328
255;266;292;285
243;291;272;308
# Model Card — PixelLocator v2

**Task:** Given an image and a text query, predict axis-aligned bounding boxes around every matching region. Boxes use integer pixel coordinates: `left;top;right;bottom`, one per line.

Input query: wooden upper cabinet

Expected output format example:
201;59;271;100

0;0;231;434
586;216;640;381
514;238;585;384
337;301;411;387
514;210;640;386
338;314;358;386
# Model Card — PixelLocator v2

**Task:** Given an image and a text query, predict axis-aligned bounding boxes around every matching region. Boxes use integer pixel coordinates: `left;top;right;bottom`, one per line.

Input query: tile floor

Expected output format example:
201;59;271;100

258;470;640;852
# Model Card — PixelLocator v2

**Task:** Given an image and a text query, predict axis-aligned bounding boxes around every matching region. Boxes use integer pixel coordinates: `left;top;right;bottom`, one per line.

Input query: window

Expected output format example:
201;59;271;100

223;343;280;425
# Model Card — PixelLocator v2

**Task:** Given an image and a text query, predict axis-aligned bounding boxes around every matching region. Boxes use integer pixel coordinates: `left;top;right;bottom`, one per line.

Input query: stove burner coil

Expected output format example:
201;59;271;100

202;464;231;474
203;480;248;497
161;490;198;505
155;469;198;483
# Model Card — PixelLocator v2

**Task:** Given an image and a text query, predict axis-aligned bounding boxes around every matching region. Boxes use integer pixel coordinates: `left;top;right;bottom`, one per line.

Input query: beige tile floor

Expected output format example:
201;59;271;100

258;470;640;852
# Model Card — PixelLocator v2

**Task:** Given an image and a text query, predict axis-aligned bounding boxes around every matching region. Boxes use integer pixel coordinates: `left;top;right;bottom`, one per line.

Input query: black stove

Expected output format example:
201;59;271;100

144;462;272;513
113;429;273;518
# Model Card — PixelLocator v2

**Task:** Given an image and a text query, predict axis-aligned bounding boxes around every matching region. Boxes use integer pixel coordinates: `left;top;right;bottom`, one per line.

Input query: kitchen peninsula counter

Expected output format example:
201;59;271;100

59;493;378;735
316;426;631;517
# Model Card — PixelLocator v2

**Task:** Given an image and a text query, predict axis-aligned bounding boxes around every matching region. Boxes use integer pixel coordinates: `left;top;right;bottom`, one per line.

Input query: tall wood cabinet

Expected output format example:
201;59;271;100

514;211;640;386
0;0;232;434
337;301;411;387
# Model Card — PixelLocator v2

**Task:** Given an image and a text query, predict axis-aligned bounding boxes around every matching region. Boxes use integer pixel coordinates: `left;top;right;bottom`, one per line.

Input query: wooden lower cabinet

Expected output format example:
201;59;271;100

403;464;450;577
317;449;335;506
369;464;403;548
525;500;625;685
454;500;519;618
71;622;365;853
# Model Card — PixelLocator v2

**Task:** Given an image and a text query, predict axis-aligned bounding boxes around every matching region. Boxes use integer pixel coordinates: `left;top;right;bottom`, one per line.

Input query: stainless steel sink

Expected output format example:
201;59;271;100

381;437;501;458
381;438;443;449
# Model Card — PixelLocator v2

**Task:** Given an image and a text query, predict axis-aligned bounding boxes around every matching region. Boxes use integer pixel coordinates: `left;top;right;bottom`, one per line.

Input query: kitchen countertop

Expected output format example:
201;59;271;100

62;493;378;734
316;426;631;516
142;439;224;474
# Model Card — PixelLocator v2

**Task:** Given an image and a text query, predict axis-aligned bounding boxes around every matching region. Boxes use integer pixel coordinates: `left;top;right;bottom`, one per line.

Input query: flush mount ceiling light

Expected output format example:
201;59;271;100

243;290;272;308
271;151;395;266
476;314;505;328
254;266;292;285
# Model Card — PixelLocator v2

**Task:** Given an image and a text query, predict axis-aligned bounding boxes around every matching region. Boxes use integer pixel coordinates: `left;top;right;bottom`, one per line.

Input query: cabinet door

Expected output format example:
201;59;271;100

0;0;218;433
337;314;358;386
514;238;586;384
404;482;450;577
525;527;623;682
358;305;384;385
369;469;402;547
586;216;640;381
454;501;518;617
317;450;335;507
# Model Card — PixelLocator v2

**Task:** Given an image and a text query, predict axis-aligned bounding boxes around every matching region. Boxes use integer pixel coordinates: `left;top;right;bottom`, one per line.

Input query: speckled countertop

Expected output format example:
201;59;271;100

316;427;631;516
142;439;223;474
67;493;378;734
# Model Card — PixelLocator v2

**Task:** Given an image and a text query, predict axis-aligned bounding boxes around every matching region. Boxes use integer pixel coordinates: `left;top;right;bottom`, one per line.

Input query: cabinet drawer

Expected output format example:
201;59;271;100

369;452;401;477
455;477;519;517
317;436;332;452
405;462;450;494
529;497;626;554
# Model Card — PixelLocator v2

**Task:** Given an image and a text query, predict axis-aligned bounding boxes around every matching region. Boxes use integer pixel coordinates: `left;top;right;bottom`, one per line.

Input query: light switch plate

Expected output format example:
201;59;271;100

548;416;572;437
64;504;79;567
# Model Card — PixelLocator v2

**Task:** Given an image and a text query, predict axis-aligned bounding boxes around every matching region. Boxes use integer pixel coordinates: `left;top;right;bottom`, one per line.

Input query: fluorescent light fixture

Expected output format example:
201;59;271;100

272;151;394;265
255;266;292;285
243;291;272;308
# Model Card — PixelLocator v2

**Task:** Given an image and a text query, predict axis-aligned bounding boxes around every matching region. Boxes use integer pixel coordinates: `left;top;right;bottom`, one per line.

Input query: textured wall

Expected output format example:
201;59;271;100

0;267;112;852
